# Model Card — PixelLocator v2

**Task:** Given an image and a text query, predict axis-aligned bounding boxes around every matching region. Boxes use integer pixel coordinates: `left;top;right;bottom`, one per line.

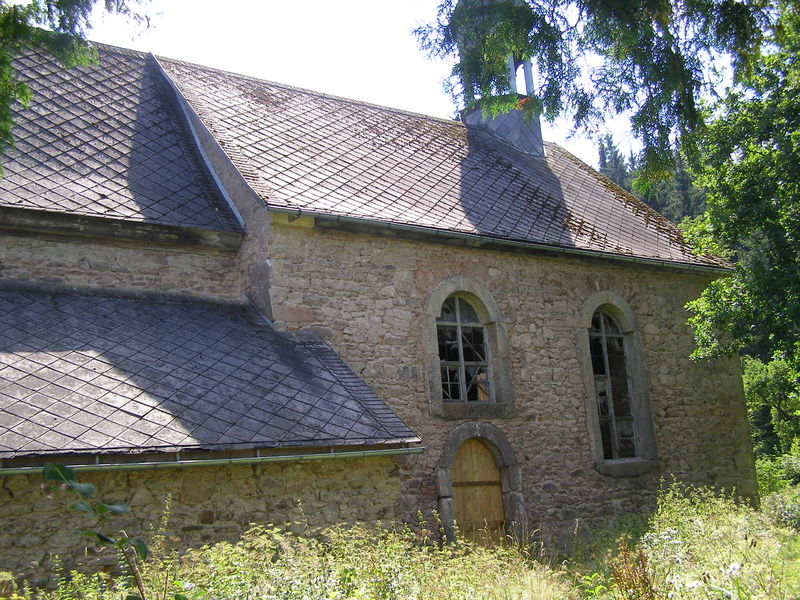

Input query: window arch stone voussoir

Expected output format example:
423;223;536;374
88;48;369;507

435;422;526;540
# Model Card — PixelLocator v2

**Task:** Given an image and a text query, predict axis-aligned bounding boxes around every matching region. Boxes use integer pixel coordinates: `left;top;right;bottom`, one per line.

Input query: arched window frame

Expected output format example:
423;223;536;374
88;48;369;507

423;276;514;419
577;291;658;477
437;294;494;403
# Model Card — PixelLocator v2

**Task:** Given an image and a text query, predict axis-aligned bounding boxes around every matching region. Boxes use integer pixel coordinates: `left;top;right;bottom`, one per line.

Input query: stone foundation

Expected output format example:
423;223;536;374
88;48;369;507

0;456;401;581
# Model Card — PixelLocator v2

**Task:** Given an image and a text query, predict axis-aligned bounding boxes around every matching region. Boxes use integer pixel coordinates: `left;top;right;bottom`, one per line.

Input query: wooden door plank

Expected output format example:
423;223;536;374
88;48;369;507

452;438;505;541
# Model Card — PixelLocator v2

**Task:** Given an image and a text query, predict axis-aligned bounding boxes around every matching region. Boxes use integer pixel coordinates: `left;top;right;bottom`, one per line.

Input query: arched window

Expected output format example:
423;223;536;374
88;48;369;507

578;291;657;477
589;309;636;459
437;295;492;402
423;276;514;419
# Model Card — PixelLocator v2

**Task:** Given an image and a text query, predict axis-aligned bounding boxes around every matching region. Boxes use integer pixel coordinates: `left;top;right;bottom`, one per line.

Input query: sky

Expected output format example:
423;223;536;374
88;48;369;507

88;0;636;167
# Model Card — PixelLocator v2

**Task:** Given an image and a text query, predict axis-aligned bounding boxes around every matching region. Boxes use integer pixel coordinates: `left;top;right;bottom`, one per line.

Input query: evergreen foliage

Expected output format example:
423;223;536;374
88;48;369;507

0;1;147;165
596;135;705;224
416;0;773;173
597;134;633;193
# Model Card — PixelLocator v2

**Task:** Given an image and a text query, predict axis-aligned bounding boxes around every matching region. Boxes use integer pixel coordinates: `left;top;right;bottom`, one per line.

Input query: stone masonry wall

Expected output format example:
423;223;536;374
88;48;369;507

266;221;756;537
0;456;401;582
0;233;243;303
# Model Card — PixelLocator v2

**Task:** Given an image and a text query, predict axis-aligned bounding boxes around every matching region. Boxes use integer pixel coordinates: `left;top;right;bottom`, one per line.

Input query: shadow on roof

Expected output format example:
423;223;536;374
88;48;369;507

0;289;414;459
458;128;573;248
0;48;238;233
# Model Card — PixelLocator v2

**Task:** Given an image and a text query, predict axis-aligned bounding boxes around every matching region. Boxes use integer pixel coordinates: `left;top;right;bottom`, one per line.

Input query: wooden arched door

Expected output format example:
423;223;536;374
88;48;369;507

452;438;505;542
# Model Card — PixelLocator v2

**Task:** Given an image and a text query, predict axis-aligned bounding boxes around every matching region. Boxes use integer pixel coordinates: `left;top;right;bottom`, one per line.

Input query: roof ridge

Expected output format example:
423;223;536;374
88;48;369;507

60;40;724;270
157;54;467;129
91;41;565;147
87;39;151;60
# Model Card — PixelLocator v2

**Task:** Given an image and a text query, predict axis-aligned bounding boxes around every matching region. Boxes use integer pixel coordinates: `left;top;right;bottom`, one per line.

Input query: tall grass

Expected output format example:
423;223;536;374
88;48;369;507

8;520;576;600
6;482;800;600
568;482;800;599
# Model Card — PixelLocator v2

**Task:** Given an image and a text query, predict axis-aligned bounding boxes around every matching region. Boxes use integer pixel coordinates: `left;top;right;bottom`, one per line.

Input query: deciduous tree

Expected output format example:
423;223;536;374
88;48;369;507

686;1;800;369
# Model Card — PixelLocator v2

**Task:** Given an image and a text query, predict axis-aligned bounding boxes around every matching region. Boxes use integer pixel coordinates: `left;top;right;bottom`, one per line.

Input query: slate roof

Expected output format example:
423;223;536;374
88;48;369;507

159;57;723;268
0;289;418;459
0;46;239;232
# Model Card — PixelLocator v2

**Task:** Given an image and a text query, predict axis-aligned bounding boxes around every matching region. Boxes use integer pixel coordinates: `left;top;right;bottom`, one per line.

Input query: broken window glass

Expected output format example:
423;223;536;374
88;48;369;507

439;297;457;322
465;365;491;402
461;326;486;362
458;298;480;323
436;294;492;403
441;366;461;400
589;309;637;459
437;326;459;362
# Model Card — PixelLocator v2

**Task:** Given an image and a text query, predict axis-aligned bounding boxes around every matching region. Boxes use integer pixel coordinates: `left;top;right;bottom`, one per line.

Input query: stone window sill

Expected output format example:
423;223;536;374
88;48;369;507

595;458;658;478
434;401;515;420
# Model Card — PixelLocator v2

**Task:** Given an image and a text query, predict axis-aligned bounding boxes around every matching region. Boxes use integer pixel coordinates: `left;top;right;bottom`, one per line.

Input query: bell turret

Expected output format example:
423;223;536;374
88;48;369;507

451;0;544;157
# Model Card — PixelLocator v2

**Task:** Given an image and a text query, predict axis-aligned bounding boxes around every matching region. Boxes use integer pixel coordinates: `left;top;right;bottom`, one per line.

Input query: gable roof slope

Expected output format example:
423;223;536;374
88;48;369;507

159;56;723;269
0;45;239;233
0;289;418;459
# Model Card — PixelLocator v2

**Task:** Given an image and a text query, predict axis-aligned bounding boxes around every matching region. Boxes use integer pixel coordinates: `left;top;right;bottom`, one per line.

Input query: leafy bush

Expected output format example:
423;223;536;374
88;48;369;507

755;455;789;495
780;439;800;485
742;355;800;457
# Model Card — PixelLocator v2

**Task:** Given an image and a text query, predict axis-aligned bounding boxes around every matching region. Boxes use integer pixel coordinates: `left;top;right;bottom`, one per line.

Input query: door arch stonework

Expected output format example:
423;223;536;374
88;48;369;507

436;421;526;540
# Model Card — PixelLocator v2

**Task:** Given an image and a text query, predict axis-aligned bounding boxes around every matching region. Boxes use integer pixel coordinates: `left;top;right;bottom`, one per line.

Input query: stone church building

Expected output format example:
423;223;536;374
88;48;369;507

0;43;755;576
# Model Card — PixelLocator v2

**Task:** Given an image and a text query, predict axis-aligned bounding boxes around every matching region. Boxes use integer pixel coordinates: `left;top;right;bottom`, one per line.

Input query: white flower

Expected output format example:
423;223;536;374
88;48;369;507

724;563;742;577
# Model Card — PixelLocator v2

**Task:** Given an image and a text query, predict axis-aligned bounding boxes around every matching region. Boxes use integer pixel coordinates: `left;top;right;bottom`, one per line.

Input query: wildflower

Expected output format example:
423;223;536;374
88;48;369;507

724;563;742;577
686;580;703;590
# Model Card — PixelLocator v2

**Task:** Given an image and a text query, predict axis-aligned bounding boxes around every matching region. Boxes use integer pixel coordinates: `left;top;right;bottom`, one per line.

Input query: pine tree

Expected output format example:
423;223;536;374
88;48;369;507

596;135;704;223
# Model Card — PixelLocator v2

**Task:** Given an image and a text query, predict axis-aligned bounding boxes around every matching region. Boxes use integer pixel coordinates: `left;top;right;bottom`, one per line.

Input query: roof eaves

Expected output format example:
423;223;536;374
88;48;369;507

0;435;422;460
272;204;730;274
0;204;244;252
543;142;730;269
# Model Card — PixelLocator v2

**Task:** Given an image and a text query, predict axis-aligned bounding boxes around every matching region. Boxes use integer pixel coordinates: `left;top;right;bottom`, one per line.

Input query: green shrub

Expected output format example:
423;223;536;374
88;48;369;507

781;439;800;485
756;455;790;495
